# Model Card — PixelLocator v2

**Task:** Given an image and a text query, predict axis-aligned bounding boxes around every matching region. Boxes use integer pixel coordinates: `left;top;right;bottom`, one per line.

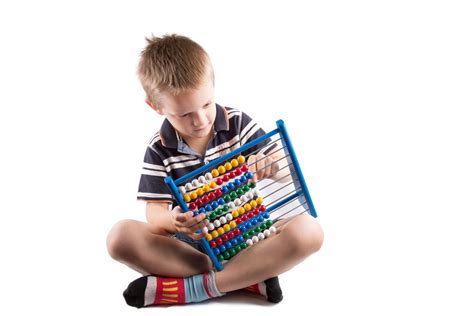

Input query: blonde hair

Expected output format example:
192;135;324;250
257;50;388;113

137;34;212;105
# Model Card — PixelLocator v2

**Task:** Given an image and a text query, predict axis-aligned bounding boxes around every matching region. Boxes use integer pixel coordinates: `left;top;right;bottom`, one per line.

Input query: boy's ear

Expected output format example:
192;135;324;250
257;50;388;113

146;99;164;115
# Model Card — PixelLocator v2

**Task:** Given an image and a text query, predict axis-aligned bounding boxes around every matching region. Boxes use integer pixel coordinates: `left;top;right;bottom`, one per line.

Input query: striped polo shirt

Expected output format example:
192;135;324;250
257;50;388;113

137;104;273;205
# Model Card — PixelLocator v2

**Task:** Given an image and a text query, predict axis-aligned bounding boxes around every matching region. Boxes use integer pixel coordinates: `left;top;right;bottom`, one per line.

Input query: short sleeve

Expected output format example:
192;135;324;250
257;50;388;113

137;146;174;203
239;111;277;157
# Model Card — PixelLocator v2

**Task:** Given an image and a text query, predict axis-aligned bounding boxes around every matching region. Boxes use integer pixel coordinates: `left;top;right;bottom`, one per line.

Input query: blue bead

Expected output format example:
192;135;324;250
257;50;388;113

231;239;238;246
211;201;219;209
240;175;247;183
239;225;246;232
246;223;252;230
221;185;228;193
199;207;206;213
227;183;235;191
205;205;213;212
245;172;253;179
218;198;225;205
263;212;270;219
234;179;241;187
237;236;244;243
251;219;258;225
214;248;220;255
225;241;232;249
258;215;264;222
219;245;226;253
193;211;199;217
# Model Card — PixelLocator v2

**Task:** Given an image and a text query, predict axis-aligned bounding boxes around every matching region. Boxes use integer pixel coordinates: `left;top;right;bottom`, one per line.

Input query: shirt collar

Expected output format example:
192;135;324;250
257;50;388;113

159;103;229;151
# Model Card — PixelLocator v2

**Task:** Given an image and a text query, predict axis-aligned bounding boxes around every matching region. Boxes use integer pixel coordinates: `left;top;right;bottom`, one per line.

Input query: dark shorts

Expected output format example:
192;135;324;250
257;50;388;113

173;233;206;253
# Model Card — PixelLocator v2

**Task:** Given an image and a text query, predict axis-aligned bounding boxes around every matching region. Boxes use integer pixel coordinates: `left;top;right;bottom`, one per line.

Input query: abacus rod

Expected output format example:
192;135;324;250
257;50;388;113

265;190;304;214
259;181;296;200
245;143;287;167
258;172;293;191
273;207;311;222
272;202;308;220
241;136;283;159
264;187;301;210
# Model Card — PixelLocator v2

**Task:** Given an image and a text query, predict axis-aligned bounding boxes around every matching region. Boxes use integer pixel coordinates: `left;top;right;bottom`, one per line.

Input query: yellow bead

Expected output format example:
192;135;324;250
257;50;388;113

203;185;210;192
218;166;226;174
217;227;224;235
184;194;191;202
237;155;245;164
211;230;218;238
197;188;204;196
209;181;217;189
224;162;232;170
232;210;239;218
250;200;257;208
190;192;197;199
256;197;263;205
230;221;236;228
206;234;213;241
224;224;230;231
238;207;245;215
231;159;239;167
212;169;220;177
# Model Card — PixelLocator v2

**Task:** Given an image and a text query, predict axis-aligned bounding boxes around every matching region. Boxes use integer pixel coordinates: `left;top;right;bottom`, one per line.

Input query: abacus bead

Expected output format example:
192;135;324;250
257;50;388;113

206;234;213;241
231;159;239;167
185;183;193;191
241;242;248;249
228;202;236;209
229;171;236;179
219;245;226;252
253;188;260;195
203;185;210;193
250;200;257;208
263;211;270;219
241;214;248;221
224;195;231;202
256;197;264;205
246;192;254;199
258;232;265;240
249;182;256;188
229;248;236;256
224;224;230;231
241;164;248;172
258;215;264;222
196;188;204;196
184;194;191;203
252;236;259;243
235;168;242;175
236;218;242;225
224;252;230;259
216;178;223;185
218;166;226;174
260;205;267;212
218;198;225;205
190;192;198;199
211;231;219;238
227;183;235;191
243;232;250;239
222;234;228;241
240;175;247;182
242;185;250;192
259;223;266;231
228;231;235;239
216;208;222;216
238;236;244;243
234;198;241;206
218;255;224;262
245;172;253;179
205;172;213;180
217;227;224;235
179;186;186;195
208;223;215;231
195;198;202;207
224;162;232;170
254;209;260;215
230;191;237;199
237;155;246;164
237;188;244;196
202;196;209;204
210;241;217;248
246;239;253;246
225;213;233;221
225;241;232;250
208;192;215;200
213;220;221;227
241;196;248;203
223;175;230;182
220;217;227;224
230;220;236;228
209;182;217;189
214;189;222;197
238;207;245;215
232;210;239;218
209;210;216;218
212;169;220;177
233;179;241;187
216;238;223;245
264;229;271;237
193;211;199;217
221;185;228;194
199;176;206;184
266;219;273;226
233;228;240;235
189;203;197;210
235;245;241;252
269;226;277;234
213;248;220;255
244;204;251;211
211;201;219;209
192;179;200;187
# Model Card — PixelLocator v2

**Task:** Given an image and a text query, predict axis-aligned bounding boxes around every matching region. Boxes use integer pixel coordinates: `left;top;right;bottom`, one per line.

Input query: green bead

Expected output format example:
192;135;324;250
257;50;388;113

241;242;248;249
249;182;256;188
230;191;237;199
243;232;250;239
243;185;250;192
222;205;229;212
224;252;230;259
260;223;266;231
236;188;244;196
218;255;224;262
229;248;236;256
216;208;223;215
224;194;231;202
210;212;216;219
254;227;261;233
266;219;273;226
235;245;241;252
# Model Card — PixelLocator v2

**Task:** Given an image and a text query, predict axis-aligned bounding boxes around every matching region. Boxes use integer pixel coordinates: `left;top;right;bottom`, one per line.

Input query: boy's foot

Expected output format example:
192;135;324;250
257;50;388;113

243;276;283;303
123;271;224;307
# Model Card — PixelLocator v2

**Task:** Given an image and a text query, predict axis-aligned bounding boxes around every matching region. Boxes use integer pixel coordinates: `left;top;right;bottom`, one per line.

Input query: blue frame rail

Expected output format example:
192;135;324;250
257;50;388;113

165;119;317;271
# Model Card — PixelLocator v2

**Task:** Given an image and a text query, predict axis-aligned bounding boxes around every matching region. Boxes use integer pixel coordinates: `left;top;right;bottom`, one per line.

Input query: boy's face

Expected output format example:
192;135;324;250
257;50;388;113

153;75;216;141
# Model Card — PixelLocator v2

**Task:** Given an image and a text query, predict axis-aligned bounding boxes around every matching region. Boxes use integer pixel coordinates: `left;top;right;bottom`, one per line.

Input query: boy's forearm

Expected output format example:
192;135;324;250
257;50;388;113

146;203;177;236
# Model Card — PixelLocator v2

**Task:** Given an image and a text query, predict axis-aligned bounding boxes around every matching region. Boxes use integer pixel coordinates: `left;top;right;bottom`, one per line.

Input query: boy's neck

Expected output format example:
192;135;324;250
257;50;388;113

180;130;215;157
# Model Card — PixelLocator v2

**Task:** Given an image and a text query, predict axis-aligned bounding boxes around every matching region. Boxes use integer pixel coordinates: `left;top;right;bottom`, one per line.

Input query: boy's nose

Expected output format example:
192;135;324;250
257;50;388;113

193;110;207;127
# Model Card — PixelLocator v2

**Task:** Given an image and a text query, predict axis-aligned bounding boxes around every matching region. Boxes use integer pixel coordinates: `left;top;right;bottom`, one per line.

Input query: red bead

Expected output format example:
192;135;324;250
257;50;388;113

229;171;235;178
235;168;242;175
241;215;248;221
233;228;240;235
216;178;223;185
222;175;229;182
208;192;215;200
228;232;235;239
236;218;242;225
195;198;202;207
241;164;248;172
254;209;260;215
202;195;209;203
210;241;217;248
259;205;266;211
189;202;197;210
222;234;228;241
248;211;254;218
216;238;223;245
214;189;222;197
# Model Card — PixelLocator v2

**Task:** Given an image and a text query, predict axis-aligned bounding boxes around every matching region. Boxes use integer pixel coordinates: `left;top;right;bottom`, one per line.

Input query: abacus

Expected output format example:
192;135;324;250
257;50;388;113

165;120;317;271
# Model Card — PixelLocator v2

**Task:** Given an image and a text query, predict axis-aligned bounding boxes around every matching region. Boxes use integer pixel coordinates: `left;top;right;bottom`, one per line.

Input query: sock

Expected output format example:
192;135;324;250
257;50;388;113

123;270;224;307
243;276;283;303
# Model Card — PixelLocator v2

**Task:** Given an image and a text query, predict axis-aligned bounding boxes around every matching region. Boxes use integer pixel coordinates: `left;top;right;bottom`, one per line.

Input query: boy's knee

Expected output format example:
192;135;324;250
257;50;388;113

285;216;324;256
106;219;137;260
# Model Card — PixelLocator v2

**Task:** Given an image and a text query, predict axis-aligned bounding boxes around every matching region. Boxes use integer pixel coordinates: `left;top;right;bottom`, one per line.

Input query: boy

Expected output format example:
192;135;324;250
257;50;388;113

106;34;324;307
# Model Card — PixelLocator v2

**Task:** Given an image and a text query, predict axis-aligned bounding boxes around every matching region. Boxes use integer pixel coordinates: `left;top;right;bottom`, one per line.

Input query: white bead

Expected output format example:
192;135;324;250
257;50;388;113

258;232;265;240
246;239;253;246
234;198;241;206
213;220;221;227
245;192;253;199
253;188;260;196
228;202;235;209
202;227;208;234
252;236;259;243
264;229;271;237
225;213;233;221
192;179;200;187
240;196;248;203
269;226;277;234
208;223;215;231
198;176;206;184
179;186;186;195
185;183;193;191
205;173;213;181
220;217;227;224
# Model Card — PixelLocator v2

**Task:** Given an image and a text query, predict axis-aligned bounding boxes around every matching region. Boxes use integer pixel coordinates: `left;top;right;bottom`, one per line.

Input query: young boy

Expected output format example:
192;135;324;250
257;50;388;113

106;34;324;307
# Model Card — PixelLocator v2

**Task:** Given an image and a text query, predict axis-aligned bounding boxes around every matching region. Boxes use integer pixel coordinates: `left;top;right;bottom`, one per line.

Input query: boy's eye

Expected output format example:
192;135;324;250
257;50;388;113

180;113;190;118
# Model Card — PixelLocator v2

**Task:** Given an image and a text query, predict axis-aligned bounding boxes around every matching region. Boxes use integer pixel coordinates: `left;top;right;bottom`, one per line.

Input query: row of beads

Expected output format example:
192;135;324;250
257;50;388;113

179;156;246;195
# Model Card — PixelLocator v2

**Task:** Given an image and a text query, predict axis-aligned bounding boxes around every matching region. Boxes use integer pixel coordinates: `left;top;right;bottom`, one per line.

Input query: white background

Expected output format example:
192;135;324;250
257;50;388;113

1;0;473;315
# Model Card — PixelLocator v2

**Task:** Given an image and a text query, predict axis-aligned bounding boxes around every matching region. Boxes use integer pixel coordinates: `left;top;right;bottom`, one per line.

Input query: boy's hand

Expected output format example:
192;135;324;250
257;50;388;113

171;206;209;240
248;153;280;181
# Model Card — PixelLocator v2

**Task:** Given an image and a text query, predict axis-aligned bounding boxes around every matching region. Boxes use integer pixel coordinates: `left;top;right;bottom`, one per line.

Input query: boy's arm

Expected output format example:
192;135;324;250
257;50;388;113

145;201;177;236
